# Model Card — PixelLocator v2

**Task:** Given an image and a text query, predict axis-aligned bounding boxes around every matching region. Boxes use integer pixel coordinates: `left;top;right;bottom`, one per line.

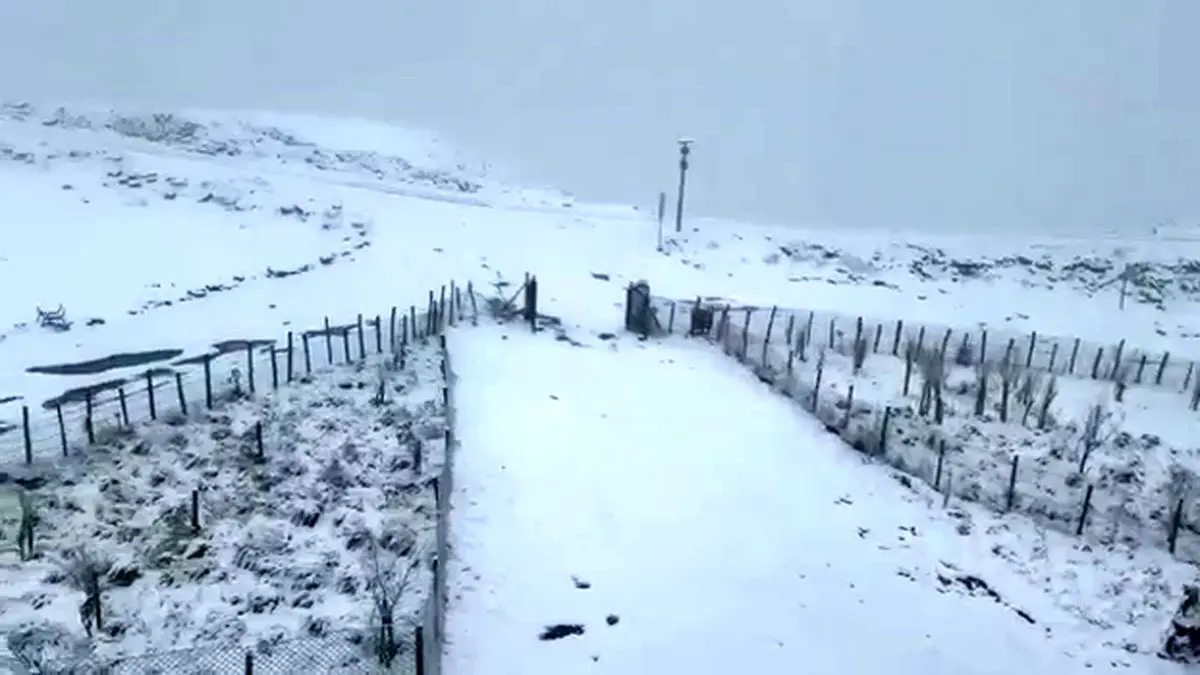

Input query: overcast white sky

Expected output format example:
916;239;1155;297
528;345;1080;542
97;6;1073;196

0;0;1194;232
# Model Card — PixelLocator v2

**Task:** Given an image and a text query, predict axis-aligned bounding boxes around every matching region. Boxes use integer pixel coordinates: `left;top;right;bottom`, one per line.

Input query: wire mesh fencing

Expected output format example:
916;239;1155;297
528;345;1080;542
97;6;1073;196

36;628;420;674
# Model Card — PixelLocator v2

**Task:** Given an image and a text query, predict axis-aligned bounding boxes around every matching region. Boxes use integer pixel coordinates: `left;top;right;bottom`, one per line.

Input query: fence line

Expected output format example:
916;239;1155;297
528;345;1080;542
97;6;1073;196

646;298;1199;398
4;275;512;675
633;290;1200;564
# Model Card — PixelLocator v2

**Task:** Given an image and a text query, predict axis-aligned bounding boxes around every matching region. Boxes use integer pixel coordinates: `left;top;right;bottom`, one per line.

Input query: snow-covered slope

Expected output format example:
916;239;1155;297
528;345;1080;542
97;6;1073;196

0;104;1197;673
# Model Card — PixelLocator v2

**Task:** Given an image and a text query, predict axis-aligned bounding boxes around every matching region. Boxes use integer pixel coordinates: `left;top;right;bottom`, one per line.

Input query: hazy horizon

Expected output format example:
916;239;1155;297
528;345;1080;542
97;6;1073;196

1;0;1195;232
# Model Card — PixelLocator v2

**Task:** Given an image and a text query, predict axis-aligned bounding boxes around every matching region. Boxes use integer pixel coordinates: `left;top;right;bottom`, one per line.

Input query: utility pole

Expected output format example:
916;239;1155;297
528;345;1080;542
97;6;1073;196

674;138;693;233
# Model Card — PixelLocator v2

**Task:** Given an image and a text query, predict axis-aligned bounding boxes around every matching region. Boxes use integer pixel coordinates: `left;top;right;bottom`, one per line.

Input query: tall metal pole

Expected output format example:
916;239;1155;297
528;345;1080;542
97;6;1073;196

674;139;693;233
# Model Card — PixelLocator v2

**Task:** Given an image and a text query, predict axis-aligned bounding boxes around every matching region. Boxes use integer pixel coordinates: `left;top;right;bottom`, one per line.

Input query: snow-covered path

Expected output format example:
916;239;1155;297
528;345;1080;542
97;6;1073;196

443;324;1140;675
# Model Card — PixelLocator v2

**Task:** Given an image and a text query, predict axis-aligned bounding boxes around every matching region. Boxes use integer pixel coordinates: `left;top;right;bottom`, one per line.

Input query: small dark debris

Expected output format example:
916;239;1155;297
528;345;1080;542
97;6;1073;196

605;614;619;626
539;624;585;641
571;576;590;589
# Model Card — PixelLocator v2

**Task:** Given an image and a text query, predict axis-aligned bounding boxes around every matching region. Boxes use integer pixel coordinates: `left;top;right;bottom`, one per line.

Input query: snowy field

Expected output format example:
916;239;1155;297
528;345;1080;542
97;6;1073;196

444;323;1187;674
0;102;1196;672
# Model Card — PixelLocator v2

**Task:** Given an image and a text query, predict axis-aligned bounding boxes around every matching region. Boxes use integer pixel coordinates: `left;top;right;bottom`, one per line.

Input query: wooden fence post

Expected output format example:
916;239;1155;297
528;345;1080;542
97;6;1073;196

203;358;214;409
286;332;295;382
389;307;397;352
22;406;32;464
1076;484;1094;536
1005;456;1019;511
269;347;279;390
175;373;188;416
302;333;312;375
1156;352;1170;386
1067;338;1081;375
323;317;334;364
891;320;904;356
245;345;256;396
374;314;383;353
341;327;352;363
55;403;68;456
1025;332;1037;368
117;388;129;427
357;314;367;360
146;371;157;420
84;391;95;444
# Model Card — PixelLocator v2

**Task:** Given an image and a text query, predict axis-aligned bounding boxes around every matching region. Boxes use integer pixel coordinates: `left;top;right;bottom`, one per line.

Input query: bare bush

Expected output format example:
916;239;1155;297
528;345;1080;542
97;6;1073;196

57;546;113;637
362;526;421;667
1079;402;1118;473
1037;376;1058;430
997;355;1022;423
973;360;991;417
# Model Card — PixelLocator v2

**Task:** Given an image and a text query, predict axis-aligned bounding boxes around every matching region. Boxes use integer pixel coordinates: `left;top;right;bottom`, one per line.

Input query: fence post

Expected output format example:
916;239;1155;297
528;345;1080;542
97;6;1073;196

269;347;279;390
934;440;946;489
410;306;418;342
323;317;334;364
1067;338;1081;375
203;358;214;409
1169;498;1184;555
1076;484;1094;536
357;314;367;360
414;625;426;675
878;406;891;455
117;388;129;427
1090;347;1104;379
145;371;157;420
439;284;448;331
527;276;539;332
1134;353;1148;384
244;651;254;675
891;320;904;356
872;323;882;353
1156;352;1170;386
341;327;352;363
175;373;188;416
374;314;383;353
389;307;398;352
245;344;256;396
1047;342;1059;373
761;306;778;364
468;281;479;325
190;489;200;532
84;391;95;444
979;330;988;363
286;332;294;383
741;309;753;361
1110;339;1126;379
1005;456;1019;511
55;403;67;457
427;290;436;337
667;301;677;334
1025;332;1037;368
22;406;32;464
827;317;836;349
302;333;312;375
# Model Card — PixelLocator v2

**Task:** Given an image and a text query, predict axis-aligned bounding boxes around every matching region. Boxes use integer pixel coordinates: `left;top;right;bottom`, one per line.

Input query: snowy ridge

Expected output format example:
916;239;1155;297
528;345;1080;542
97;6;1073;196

643;295;1198;659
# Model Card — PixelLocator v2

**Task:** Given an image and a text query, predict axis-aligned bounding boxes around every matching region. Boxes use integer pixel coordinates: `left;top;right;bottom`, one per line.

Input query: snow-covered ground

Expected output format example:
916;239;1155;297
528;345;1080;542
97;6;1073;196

444;323;1187;674
1;343;448;671
0;102;1197;673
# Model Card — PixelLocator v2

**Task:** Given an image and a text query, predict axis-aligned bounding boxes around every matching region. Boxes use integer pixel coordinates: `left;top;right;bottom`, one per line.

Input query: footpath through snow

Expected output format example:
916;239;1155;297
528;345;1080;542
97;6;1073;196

442;323;1163;675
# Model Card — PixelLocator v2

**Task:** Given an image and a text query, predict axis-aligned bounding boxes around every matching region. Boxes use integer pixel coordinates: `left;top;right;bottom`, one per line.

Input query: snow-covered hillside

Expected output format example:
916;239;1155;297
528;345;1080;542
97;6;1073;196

0;103;1197;673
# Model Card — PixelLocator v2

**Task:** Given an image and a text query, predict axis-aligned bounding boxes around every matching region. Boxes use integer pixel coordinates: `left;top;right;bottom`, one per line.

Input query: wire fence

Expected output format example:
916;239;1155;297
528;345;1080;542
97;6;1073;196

645;294;1200;398
634;288;1200;564
3;276;496;675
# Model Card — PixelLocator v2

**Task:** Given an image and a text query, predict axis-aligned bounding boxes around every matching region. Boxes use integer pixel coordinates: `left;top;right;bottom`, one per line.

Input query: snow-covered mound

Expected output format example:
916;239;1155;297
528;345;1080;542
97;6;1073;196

0;343;447;671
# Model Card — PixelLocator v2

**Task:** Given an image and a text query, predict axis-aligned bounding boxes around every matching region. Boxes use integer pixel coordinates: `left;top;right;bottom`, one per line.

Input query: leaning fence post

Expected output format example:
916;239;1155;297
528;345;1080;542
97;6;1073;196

1076;484;1094;536
175;373;188;416
1067;338;1081;375
761;306;778;364
286;331;295;382
55;403;68;456
1025;332;1037;368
